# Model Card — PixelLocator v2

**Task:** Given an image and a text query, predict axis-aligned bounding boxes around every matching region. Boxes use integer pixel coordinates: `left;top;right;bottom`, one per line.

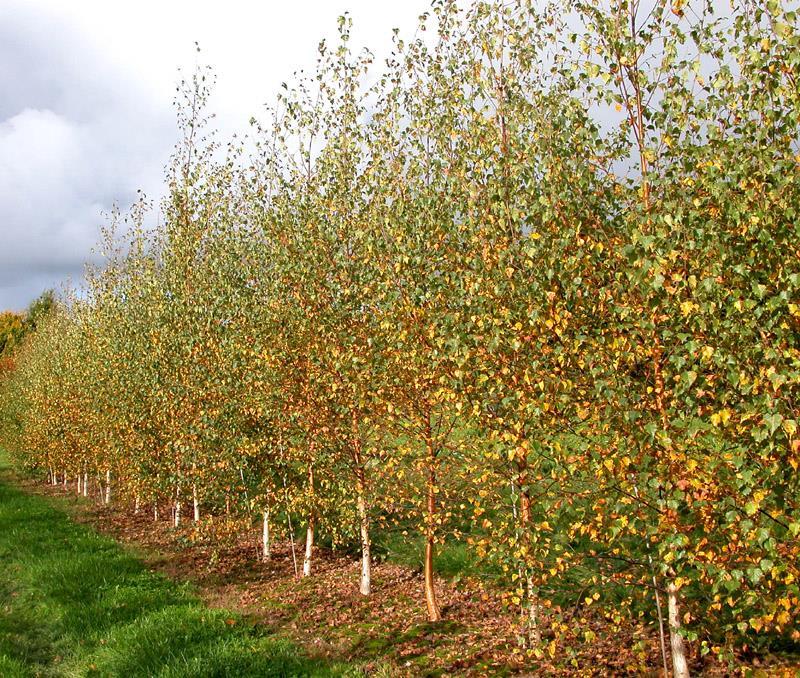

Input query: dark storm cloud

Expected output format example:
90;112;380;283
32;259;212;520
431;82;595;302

0;3;174;310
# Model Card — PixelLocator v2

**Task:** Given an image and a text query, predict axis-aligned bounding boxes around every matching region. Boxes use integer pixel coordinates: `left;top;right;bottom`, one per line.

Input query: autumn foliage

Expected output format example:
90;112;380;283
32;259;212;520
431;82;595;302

1;0;799;673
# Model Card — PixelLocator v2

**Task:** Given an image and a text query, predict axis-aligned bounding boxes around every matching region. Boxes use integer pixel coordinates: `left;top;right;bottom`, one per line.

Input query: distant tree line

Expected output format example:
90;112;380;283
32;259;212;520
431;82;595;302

0;290;55;358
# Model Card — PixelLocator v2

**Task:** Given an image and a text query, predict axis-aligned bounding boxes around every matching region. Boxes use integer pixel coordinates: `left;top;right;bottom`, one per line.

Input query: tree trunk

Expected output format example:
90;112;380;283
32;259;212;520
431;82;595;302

262;507;271;561
77;474;81;495
134;494;140;514
154;503;159;522
104;469;111;504
424;521;440;622
303;465;314;577
303;515;314;577
174;484;181;528
356;474;371;595
668;582;690;678
192;483;200;522
424;429;442;622
525;574;541;646
62;470;67;488
83;471;88;497
351;415;372;596
654;332;689;678
518;463;541;646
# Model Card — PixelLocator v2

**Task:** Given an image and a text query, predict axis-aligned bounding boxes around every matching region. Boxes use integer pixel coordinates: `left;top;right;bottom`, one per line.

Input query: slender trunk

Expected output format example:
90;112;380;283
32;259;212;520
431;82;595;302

104;469;111;505
668;582;690;678
356;472;371;595
48;467;54;485
191;461;200;522
627;28;675;667
192;483;200;522
77;474;81;495
351;412;372;595
424;514;440;622
175;457;183;526
303;465;314;577
516;457;541;646
653;334;689;678
631;483;669;677
83;471;88;497
134;494;140;514
497;44;541;649
511;479;529;632
62;470;67;488
154;503;159;522
262;507;271;561
303;515;314;577
525;574;540;644
424;426;442;622
174;484;181;528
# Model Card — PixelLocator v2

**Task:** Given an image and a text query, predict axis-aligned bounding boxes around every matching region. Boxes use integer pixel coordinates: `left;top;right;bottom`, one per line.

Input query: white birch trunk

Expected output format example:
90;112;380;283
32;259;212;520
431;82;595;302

526;574;541;647
82;471;88;497
192;483;200;522
104;469;111;504
302;463;314;577
668;582;690;678
356;491;371;595
262;508;270;562
303;516;314;577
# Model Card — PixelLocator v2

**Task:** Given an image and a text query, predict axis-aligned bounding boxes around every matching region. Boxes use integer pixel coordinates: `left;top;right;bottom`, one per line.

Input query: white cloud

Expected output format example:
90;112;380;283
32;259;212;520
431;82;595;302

0;0;430;309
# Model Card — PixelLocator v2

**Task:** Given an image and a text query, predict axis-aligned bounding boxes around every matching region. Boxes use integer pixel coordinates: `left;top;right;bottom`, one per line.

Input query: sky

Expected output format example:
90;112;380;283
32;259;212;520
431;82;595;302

0;0;431;311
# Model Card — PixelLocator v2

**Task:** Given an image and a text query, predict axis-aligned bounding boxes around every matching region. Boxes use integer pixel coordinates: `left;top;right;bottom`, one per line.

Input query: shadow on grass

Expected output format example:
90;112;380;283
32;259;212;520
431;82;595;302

0;456;356;677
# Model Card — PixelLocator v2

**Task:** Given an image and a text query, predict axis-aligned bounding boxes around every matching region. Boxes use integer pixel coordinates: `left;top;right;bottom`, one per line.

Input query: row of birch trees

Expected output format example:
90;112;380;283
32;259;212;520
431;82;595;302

2;1;799;674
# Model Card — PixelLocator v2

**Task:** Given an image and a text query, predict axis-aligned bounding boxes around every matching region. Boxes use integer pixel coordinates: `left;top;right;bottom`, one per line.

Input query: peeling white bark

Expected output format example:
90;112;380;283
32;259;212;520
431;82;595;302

356;491;371;595
303;517;314;577
668;582;690;678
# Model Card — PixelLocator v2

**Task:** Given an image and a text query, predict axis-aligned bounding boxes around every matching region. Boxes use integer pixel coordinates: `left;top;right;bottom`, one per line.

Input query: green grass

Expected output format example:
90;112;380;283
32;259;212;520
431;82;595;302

374;530;485;581
0;451;357;677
